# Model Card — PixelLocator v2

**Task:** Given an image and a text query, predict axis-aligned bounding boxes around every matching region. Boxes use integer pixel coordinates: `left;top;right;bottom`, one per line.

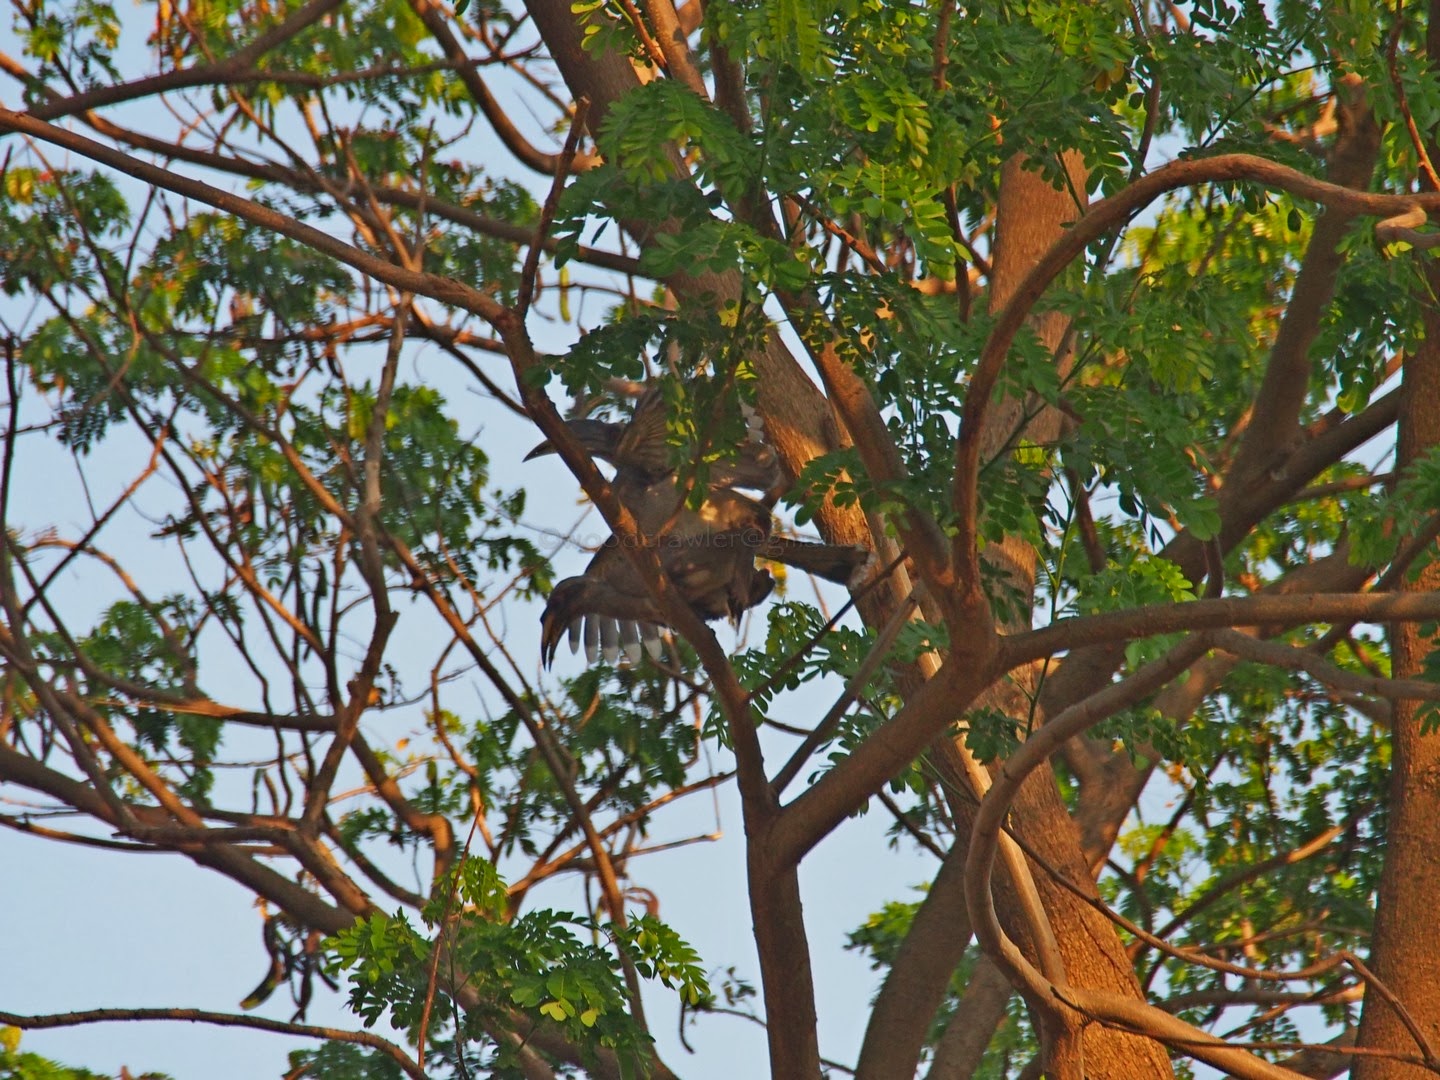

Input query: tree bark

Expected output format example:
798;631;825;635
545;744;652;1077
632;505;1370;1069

859;151;1174;1078
965;153;1173;1079
1352;215;1440;1080
1326;28;1440;1078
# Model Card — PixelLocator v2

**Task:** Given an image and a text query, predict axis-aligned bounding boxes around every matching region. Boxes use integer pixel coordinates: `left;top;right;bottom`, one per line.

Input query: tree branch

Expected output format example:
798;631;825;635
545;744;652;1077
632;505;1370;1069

0;1007;426;1080
1009;591;1440;670
22;0;345;121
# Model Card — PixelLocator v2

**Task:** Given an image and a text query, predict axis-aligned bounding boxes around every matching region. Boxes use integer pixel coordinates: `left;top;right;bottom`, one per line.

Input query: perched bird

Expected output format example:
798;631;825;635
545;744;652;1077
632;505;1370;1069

529;385;869;667
524;386;783;494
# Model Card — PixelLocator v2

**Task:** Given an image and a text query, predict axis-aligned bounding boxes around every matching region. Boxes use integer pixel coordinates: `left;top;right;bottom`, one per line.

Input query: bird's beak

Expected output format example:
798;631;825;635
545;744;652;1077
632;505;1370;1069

523;440;556;461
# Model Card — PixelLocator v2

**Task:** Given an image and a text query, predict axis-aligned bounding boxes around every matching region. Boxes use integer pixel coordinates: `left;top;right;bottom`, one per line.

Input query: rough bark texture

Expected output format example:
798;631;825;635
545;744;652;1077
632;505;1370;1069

1352;250;1440;1079
858;152;1173;1079
926;956;1015;1079
1329;38;1438;1080
856;152;1095;1079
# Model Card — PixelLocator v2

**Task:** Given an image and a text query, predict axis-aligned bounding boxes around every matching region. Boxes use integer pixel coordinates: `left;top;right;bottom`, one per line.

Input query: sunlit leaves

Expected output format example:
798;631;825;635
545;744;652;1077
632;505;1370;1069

617;915;710;1006
328;863;706;1072
148;213;351;330
0;167;129;298
1078;550;1196;613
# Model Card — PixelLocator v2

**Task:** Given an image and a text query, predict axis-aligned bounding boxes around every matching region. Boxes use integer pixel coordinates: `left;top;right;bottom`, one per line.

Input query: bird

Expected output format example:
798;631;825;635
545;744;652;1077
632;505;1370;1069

524;386;783;495
528;384;869;667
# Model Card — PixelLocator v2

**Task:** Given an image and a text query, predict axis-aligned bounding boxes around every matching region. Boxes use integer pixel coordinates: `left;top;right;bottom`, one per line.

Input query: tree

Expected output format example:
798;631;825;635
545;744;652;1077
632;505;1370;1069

4;0;1440;1075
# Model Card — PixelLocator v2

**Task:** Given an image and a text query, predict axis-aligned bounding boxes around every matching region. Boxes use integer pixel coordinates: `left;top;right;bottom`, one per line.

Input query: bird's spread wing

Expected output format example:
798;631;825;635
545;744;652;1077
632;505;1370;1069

611;388;781;494
538;500;776;668
611;387;673;476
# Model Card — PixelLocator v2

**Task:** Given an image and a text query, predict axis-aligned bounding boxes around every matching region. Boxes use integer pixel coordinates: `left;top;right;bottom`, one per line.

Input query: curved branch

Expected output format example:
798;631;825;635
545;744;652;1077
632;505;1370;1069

0;1007;426;1080
952;151;1440;571
0;107;510;325
406;0;600;174
963;636;1315;1078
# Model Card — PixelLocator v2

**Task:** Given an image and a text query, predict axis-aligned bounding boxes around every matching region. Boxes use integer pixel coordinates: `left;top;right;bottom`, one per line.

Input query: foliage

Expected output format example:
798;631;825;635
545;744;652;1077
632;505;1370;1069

0;1032;121;1080
4;0;1440;1075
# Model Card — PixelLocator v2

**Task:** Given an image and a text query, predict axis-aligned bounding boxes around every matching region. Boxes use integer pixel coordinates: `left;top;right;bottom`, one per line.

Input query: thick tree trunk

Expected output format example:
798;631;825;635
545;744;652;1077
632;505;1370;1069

859;153;1173;1078
1352;267;1440;1078
969;153;1171;1079
1353;7;1440;1070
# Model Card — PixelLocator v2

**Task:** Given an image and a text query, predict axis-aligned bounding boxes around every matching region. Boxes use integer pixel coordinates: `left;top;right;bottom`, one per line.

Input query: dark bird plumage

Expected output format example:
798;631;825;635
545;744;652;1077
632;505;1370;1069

530;386;870;667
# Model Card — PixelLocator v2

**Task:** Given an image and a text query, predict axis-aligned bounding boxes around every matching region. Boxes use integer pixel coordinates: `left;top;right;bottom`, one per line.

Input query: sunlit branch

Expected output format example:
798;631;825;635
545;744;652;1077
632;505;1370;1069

0;812;157;851
0;1007;426;1080
0;107;513;326
1009;591;1440;669
299;284;409;832
1212;629;1440;704
638;0;704;93
406;0;601;175
961;636;1303;1076
19;0;345;122
1150;819;1350;952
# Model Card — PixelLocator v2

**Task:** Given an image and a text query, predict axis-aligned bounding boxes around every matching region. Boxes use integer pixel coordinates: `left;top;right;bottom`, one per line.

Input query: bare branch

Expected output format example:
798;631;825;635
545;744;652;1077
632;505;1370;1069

0;1007;426;1080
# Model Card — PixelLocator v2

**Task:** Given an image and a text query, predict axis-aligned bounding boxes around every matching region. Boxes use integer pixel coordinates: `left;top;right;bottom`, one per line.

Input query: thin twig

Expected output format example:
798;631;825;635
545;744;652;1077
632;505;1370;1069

517;98;590;318
1341;951;1440;1066
751;550;908;704
1385;0;1440;191
771;594;917;795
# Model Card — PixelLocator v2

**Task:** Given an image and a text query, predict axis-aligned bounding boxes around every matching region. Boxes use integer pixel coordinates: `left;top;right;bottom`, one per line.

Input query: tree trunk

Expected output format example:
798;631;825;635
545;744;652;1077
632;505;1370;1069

970;152;1172;1079
1353;6;1440;1071
859;153;1174;1078
1352;259;1440;1080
